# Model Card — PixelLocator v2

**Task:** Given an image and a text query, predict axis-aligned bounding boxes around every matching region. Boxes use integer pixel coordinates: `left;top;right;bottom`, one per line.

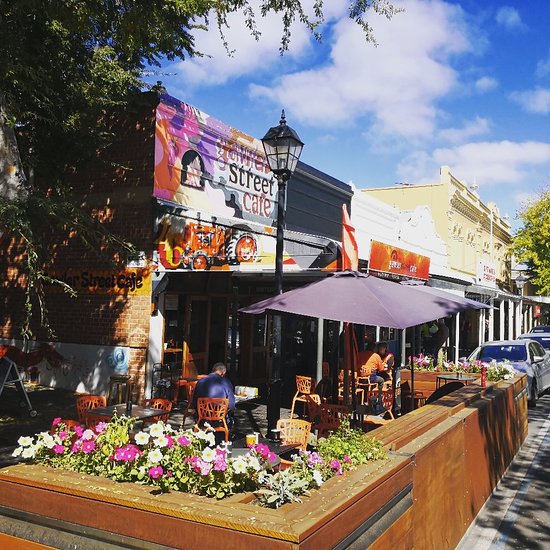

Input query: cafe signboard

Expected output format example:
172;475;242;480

369;240;430;281
476;259;497;288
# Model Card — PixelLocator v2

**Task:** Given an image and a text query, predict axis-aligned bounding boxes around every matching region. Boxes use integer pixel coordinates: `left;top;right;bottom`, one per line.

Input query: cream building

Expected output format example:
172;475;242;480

361;166;522;355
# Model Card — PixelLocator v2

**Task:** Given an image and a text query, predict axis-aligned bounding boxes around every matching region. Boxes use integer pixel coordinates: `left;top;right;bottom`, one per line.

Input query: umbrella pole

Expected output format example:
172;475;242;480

410;325;416;413
350;325;357;414
343;323;349;406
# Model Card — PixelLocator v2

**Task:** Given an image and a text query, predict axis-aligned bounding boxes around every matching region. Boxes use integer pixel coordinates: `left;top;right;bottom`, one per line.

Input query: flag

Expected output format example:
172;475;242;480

342;204;359;271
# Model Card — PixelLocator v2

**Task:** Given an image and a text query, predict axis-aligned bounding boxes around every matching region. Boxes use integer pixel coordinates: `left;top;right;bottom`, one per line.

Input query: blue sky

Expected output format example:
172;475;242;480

148;0;550;230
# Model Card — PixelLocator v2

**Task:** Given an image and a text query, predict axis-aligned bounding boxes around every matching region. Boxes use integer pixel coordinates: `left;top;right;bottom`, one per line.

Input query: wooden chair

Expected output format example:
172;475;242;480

317;404;351;437
142;398;173;426
290;376;316;418
276;419;312;470
305;394;322;424
338;371;365;405
195;397;229;442
361;389;395;430
76;395;106;424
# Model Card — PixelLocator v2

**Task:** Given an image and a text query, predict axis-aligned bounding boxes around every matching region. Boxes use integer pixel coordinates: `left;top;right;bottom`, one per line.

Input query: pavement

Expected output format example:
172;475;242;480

458;393;550;550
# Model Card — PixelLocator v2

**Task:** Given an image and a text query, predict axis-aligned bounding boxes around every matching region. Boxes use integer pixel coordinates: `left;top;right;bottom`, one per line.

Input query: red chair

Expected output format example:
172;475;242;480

142;398;173;426
76;395;106;424
195;397;229;442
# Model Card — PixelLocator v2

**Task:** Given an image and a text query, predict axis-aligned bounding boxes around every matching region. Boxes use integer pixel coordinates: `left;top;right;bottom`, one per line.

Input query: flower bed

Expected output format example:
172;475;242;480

12;415;386;509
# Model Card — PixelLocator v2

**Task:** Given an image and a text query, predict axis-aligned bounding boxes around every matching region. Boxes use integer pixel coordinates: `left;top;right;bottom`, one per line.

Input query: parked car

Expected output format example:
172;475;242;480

519;332;550;350
529;325;550;333
467;339;550;407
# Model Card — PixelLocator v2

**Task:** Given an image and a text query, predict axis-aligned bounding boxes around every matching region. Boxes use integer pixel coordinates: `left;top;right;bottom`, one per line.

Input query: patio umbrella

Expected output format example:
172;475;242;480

240;271;488;329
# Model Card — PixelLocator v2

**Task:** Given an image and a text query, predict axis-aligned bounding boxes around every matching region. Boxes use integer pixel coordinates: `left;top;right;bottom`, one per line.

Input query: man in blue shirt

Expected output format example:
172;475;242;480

193;363;235;428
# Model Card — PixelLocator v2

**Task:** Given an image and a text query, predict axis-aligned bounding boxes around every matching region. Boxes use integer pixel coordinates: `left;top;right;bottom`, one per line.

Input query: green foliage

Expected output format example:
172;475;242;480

317;415;386;465
512;191;550;294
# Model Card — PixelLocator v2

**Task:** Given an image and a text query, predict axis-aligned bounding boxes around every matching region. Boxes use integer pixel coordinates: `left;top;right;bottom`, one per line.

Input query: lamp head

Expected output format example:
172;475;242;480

261;110;304;177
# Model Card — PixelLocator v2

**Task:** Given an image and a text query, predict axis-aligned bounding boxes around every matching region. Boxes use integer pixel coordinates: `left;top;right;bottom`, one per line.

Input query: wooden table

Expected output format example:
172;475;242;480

436;374;477;389
87;404;167;422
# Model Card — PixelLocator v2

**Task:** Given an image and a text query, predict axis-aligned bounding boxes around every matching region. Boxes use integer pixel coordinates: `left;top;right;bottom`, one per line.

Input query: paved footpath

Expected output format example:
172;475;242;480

458;394;550;550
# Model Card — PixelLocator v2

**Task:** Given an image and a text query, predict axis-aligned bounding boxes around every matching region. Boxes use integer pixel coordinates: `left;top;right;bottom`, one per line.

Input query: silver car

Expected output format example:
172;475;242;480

468;339;550;407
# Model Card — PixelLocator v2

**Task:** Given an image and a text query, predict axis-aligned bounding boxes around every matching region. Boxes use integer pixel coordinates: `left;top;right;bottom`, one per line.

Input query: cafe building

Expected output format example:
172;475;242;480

1;92;351;402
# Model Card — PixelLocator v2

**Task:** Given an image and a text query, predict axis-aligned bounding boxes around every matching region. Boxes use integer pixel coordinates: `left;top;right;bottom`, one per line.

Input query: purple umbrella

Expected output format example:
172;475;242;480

240;271;488;329
400;282;490;312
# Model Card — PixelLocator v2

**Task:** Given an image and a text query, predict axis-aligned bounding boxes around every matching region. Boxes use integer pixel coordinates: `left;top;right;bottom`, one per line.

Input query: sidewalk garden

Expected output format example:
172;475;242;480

12;415;386;509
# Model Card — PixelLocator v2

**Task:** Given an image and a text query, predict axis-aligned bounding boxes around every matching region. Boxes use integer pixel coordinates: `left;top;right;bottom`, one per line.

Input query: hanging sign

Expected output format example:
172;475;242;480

369;240;430;281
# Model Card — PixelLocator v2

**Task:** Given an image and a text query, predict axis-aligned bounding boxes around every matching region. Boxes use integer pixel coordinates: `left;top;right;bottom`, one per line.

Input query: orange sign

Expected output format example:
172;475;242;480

46;268;152;296
369;241;430;281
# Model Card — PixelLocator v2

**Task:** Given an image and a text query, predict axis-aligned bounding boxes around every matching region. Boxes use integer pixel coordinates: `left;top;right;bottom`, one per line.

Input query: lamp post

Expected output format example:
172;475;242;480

261;110;304;436
515;272;527;336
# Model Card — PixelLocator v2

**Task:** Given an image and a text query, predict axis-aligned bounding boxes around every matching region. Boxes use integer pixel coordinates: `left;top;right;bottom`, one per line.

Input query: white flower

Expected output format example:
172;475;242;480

147;448;164;464
202;447;216;462
233;458;247;474
22;446;36;459
81;429;95;441
134;431;150;445
12;447;23;457
149;423;165;438
17;436;33;447
248;456;261;472
40;434;55;449
154;435;169;448
312;470;323;487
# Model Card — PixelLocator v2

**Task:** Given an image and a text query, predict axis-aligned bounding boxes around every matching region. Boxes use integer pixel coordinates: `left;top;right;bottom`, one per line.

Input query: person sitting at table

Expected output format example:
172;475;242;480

315;361;333;400
365;342;391;413
358;342;375;377
193;362;235;429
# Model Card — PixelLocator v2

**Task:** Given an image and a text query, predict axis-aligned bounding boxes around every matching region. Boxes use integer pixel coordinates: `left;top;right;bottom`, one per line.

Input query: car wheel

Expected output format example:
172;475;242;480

528;380;538;408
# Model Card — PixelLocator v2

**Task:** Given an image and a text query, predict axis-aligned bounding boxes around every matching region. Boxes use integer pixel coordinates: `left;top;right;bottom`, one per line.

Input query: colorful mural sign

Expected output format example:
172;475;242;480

46;268;152;295
154;94;277;226
154;204;337;273
369;240;430;280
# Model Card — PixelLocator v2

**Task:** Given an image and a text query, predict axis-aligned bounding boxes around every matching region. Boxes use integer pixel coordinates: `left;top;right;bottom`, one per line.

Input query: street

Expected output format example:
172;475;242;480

458;393;550;549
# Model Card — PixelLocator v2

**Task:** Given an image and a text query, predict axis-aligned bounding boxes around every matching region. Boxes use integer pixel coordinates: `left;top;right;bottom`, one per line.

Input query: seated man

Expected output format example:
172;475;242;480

365;342;391;413
193;362;235;429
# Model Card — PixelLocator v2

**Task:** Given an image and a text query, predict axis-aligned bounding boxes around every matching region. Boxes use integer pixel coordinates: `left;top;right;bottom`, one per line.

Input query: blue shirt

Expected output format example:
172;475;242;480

193;373;235;412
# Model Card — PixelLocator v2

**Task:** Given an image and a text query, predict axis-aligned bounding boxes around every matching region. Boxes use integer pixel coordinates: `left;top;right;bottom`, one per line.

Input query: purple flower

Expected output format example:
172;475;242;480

53;444;65;455
343;455;352;464
148;466;163;479
74;425;83;438
177;435;190;446
267;452;277;463
81;440;95;454
329;459;342;474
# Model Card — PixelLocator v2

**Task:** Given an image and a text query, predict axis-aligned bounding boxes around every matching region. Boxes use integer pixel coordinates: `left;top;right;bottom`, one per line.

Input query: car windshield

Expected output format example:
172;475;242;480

479;345;527;362
530;326;550;333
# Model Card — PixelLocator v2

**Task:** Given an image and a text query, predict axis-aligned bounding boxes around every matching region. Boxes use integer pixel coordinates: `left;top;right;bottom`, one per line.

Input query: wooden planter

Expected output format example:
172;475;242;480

0;374;528;550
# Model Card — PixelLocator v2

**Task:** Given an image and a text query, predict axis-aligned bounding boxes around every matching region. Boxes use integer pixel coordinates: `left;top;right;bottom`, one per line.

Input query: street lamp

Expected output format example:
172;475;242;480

261;110;304;436
515;272;527;295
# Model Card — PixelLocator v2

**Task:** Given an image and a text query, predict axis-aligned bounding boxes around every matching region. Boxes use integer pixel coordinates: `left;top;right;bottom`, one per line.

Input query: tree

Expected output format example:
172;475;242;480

511;191;550;294
1;0;400;338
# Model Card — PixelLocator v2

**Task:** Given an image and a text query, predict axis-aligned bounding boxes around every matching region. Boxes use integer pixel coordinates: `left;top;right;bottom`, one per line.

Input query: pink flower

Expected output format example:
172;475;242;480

81;429;95;441
177;435;190;446
58;431;68;441
71;441;81;453
52;417;62;427
53;444;65;454
343;455;352;464
114;444;141;462
94;422;108;434
267;452;277;463
81;440;95;454
199;461;212;476
148;466;164;479
213;457;227;472
166;435;174;449
330;459;342;474
74;425;83;437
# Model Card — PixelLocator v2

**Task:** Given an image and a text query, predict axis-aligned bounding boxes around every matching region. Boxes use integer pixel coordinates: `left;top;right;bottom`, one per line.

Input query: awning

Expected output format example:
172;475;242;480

465;284;499;300
401;281;490;310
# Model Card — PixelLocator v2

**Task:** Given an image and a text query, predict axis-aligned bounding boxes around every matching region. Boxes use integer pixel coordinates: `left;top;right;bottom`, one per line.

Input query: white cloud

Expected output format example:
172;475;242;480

495;6;525;31
510;88;550;114
398;141;550;186
249;0;472;138
165;1;314;89
439;117;490;144
536;51;550;79
474;76;498;93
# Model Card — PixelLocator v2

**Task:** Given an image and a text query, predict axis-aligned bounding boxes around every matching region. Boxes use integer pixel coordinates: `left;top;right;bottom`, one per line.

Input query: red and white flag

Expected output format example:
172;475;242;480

342;204;359;271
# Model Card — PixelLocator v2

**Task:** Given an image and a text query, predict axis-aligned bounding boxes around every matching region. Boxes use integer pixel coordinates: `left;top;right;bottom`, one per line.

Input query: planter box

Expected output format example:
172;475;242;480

0;374;528;550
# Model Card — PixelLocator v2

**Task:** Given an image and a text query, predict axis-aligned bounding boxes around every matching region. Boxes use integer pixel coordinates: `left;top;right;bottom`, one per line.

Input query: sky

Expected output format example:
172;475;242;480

147;0;550;231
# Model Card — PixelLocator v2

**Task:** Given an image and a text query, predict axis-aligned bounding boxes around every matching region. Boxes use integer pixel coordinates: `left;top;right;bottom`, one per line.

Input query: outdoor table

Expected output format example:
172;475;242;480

436;373;477;389
87;404;168;423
